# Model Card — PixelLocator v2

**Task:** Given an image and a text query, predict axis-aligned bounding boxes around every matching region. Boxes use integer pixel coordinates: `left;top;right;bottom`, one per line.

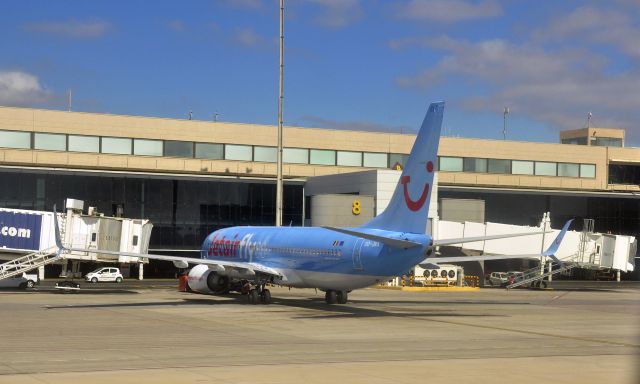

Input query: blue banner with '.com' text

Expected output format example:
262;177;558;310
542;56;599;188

0;211;42;251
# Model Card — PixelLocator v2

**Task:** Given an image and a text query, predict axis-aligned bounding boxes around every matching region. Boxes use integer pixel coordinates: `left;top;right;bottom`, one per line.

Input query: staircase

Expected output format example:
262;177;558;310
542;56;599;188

506;257;578;289
0;247;60;280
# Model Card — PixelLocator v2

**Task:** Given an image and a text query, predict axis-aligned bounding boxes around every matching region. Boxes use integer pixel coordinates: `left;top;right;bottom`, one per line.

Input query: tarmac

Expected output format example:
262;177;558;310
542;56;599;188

0;281;638;383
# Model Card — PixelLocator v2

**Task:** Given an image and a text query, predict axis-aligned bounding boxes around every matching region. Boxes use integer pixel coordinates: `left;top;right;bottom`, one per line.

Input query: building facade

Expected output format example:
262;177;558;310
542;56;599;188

0;106;638;268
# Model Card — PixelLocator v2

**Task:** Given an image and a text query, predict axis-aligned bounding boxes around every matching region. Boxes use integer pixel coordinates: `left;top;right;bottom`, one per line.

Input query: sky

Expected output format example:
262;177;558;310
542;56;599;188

1;0;639;146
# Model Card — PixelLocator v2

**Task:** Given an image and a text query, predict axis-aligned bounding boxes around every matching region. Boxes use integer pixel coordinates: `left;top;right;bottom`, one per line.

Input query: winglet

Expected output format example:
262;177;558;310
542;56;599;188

52;204;65;252
542;219;573;262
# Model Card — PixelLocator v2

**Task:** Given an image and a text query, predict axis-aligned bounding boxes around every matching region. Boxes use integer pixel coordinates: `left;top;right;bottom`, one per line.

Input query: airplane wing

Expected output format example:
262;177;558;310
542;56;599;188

422;220;573;267
52;207;282;278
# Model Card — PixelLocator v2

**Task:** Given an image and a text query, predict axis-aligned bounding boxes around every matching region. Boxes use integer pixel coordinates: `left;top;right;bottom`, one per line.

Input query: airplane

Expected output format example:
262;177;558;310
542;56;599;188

52;101;572;305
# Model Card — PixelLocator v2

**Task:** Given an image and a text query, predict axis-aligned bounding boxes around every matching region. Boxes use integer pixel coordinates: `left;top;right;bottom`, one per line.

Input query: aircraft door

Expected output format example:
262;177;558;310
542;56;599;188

352;238;364;271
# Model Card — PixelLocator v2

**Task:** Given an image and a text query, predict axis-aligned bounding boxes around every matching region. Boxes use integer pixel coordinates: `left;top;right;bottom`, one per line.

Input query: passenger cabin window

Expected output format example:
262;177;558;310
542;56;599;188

132;235;139;246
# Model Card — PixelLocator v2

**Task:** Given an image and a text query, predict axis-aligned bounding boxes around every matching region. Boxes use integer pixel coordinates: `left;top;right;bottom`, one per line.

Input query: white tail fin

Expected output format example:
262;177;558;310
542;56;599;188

361;102;444;233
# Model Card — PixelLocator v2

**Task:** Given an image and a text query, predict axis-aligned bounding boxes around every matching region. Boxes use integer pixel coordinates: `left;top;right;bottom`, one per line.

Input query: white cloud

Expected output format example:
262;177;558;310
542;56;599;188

224;0;264;10
308;0;362;28
23;20;113;39
395;0;502;23
394;36;640;142
300;115;412;133
232;27;265;47
0;70;52;106
167;20;186;32
533;6;640;59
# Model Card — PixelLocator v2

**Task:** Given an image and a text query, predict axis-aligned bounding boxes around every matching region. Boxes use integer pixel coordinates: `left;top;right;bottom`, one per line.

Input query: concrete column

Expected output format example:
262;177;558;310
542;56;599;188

138;263;144;280
548;262;553;282
38;266;45;280
616;270;621;282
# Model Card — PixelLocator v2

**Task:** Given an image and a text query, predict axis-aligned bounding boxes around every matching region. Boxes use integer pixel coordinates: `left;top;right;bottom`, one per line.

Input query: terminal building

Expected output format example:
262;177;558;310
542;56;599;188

0;106;638;278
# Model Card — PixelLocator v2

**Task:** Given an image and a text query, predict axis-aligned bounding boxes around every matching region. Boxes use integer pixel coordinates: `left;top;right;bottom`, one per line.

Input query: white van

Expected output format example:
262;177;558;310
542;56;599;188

85;267;123;283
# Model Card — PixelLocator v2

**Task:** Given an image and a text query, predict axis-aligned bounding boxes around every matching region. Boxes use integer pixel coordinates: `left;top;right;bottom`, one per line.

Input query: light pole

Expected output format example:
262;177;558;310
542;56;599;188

275;0;284;227
503;106;509;140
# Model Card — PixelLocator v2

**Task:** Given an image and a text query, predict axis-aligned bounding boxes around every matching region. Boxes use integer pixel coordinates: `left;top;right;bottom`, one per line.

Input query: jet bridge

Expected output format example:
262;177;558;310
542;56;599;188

0;199;152;281
433;215;636;282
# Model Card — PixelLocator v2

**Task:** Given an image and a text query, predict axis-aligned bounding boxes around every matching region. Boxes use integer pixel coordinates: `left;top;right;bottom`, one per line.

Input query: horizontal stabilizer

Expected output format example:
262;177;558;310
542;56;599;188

434;229;550;247
422;219;574;266
322;227;422;249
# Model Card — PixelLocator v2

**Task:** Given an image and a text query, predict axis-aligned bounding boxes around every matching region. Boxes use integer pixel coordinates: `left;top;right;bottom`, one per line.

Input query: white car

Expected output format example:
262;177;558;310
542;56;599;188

0;272;39;289
488;272;509;286
85;267;123;283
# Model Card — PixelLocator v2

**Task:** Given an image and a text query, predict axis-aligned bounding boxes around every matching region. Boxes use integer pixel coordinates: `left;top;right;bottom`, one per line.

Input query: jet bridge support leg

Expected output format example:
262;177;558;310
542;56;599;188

138;263;144;280
38;266;44;280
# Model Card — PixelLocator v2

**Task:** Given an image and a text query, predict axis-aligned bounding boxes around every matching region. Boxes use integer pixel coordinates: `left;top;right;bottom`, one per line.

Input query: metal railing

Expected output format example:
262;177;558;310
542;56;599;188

0;247;59;280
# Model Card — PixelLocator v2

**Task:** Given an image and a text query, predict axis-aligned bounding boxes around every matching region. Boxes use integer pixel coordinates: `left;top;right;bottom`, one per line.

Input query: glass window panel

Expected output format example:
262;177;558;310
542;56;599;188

463;158;487;173
134;139;162;156
535;161;557;176
439;157;463;172
310;149;336;165
165;140;193;157
68;135;99;153
363;152;387;168
0;130;30;149
488;159;511;174
195;143;223;159
101;137;132;155
337;151;362;166
389;153;408;170
580;164;596;178
283;148;308;164
254;146;276;162
558;163;579;177
34;133;66;151
225;144;252;161
594;137;623;147
512;160;534;175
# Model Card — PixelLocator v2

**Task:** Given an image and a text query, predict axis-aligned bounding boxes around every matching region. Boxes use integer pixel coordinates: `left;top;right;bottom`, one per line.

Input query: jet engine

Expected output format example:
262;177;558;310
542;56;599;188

187;264;231;294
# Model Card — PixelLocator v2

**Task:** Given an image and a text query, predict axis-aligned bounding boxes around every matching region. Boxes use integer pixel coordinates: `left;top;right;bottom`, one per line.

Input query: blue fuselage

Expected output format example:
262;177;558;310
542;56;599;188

199;226;431;290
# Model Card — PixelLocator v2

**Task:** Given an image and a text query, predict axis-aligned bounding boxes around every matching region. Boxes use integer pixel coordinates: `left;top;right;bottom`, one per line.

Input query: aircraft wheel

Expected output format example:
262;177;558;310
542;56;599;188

261;289;272;304
248;289;260;304
325;290;338;304
337;291;348;304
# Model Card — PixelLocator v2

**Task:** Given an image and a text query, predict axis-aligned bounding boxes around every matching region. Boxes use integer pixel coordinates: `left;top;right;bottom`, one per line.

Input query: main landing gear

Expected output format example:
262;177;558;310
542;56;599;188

324;290;348;304
247;283;272;305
